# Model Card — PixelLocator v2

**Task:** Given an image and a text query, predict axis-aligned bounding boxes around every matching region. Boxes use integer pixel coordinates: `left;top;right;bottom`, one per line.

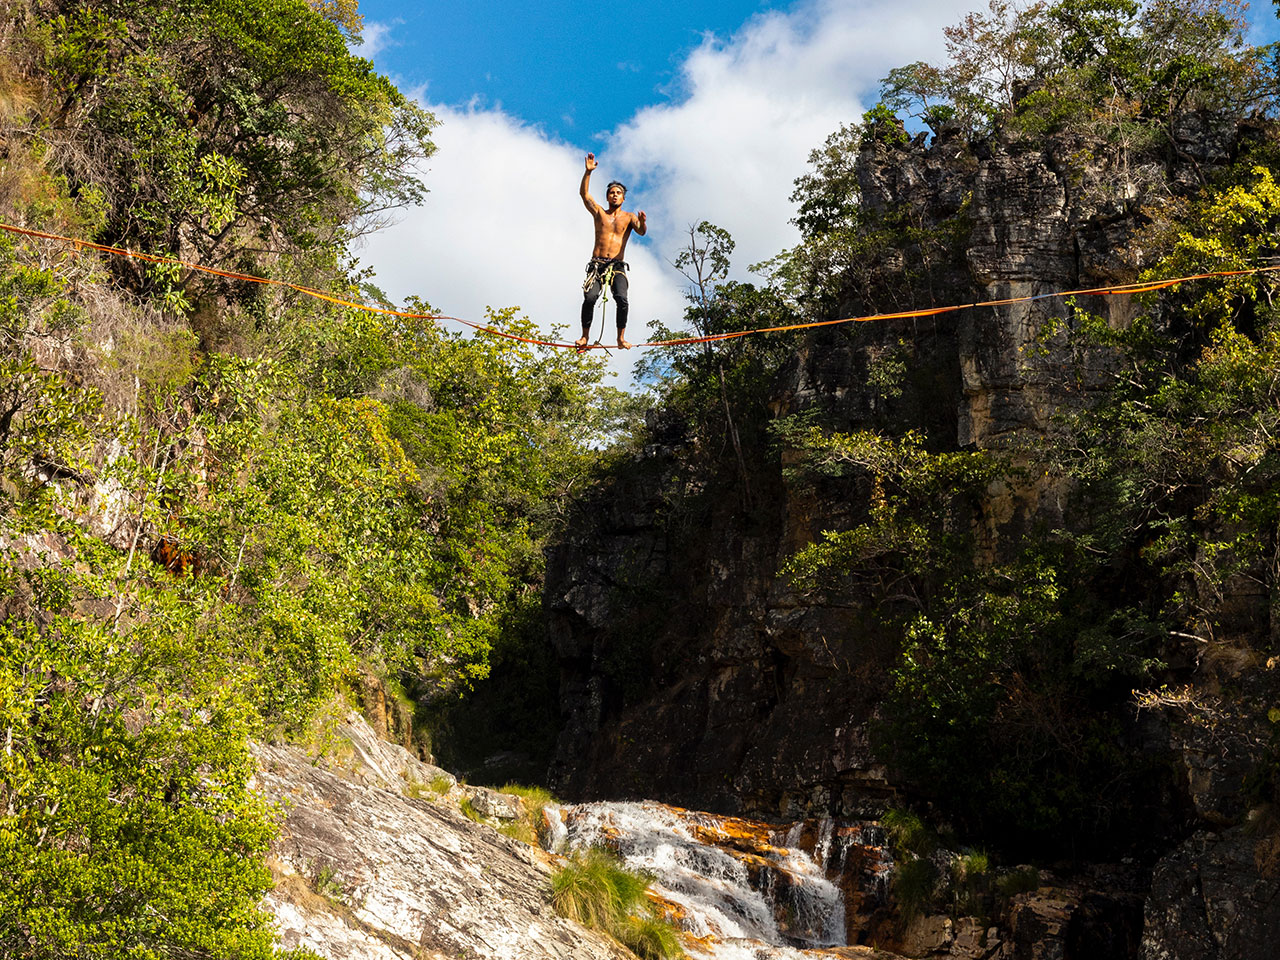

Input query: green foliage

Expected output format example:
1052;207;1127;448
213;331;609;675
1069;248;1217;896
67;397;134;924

893;857;940;921
403;773;453;801
877;0;1272;144
773;128;972;317
495;784;557;846
549;848;685;959
1052;159;1280;643
778;425;997;591
996;866;1041;898
425;592;561;782
312;863;345;902
0;527;281;959
881;807;937;858
617;913;686;960
640;223;797;509
0;13;617;947
778;416;1165;853
550;847;650;927
948;851;992;917
775;148;1280;856
26;0;436;308
860;102;909;146
883;810;997;920
1143;163;1280;333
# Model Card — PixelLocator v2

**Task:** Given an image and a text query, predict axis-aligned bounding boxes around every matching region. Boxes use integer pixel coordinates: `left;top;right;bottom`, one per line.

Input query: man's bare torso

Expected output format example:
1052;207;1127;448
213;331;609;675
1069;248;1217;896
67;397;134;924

591;206;638;260
580;154;645;261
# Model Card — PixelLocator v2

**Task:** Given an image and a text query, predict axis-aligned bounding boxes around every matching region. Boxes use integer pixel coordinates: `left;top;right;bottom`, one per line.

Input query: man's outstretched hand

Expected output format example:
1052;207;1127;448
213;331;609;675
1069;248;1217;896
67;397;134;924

585;153;598;172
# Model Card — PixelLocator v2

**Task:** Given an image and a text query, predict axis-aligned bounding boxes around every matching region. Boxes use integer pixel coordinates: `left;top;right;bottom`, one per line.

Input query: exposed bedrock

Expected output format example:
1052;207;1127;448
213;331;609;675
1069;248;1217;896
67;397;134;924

546;119;1280;959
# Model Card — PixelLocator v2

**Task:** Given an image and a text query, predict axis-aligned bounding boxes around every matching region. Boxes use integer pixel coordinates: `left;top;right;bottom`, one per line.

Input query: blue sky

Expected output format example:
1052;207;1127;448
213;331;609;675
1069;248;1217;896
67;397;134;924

354;1;792;146
351;0;1280;386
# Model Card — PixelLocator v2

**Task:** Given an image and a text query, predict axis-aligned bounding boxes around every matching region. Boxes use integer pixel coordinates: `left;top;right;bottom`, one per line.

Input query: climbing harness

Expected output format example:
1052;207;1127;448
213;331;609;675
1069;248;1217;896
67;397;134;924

582;257;627;350
3;220;1280;352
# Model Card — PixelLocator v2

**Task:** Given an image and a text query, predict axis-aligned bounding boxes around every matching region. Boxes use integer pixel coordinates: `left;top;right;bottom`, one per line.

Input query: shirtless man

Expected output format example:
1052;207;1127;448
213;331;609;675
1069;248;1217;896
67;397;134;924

577;152;646;349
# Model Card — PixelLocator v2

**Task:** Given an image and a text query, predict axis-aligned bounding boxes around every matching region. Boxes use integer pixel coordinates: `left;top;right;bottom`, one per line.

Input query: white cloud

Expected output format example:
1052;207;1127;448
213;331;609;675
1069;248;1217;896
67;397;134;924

356;20;396;61
357;0;976;386
609;0;974;278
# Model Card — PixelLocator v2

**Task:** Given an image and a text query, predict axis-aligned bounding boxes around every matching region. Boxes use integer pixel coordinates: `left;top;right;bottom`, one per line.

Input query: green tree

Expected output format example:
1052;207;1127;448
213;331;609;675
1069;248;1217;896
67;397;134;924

878;0;1271;142
0;1;618;947
27;0;435;312
642;223;795;513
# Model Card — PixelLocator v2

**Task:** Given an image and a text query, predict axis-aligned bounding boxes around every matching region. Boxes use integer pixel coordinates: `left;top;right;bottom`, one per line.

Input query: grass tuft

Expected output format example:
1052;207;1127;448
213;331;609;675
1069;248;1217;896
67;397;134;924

894;856;939;920
497;782;557;846
881;807;936;857
549;847;684;958
618;912;686;960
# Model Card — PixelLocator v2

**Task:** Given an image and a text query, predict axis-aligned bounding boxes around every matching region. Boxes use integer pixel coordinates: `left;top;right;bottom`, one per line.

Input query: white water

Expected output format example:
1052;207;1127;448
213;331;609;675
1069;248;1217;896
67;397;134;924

551;801;849;956
542;804;569;854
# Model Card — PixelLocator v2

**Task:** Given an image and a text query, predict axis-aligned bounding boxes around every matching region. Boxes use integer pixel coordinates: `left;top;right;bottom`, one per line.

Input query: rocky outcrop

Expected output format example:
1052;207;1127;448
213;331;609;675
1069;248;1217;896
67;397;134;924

544;119;1280;960
546;124;1214;819
251;713;632;960
1141;825;1280;960
253;714;1167;960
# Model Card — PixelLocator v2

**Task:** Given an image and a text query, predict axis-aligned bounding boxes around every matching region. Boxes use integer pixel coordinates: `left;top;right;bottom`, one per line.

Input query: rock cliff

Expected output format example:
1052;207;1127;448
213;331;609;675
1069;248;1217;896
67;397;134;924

544;120;1280;959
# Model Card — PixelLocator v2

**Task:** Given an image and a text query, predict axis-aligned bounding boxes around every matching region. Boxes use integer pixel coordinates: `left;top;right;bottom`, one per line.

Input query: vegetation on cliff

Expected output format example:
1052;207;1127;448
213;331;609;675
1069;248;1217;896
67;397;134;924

0;0;623;954
769;1;1280;854
567;0;1280;862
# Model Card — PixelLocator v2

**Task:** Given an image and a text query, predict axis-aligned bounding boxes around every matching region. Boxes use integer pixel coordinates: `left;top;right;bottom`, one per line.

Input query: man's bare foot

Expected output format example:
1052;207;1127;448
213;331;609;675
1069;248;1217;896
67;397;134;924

574;335;589;350
617;334;633;349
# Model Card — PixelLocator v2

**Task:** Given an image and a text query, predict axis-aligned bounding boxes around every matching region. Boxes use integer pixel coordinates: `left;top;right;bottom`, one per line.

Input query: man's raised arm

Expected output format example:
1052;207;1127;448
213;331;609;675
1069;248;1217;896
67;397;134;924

635;210;647;236
580;153;600;213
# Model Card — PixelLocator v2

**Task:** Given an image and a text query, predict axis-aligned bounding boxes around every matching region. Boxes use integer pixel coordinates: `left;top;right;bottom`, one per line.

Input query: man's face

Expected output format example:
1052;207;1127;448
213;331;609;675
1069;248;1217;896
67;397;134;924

606;185;625;207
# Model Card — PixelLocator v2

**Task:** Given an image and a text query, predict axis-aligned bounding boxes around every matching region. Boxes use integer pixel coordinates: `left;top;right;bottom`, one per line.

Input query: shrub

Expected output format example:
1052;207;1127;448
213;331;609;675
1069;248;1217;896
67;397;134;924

949;851;992;917
881;807;936;857
996;866;1041;899
618;912;686;960
459;797;483;823
893;857;940;920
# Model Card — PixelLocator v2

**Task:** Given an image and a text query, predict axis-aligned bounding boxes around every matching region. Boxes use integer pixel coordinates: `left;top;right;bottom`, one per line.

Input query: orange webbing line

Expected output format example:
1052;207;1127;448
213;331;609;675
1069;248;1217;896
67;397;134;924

646;268;1280;346
4;221;1279;350
0;221;579;349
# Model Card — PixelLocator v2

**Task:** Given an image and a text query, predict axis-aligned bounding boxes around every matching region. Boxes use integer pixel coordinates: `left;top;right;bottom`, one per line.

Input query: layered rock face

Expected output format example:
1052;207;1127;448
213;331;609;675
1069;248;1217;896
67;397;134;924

545;121;1280;957
547;124;1219;817
253;712;633;960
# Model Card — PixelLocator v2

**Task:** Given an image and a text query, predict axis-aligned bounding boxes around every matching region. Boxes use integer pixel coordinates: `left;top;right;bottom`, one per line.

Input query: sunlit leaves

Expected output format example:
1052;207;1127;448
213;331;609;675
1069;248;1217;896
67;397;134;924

32;0;436;297
875;0;1271;142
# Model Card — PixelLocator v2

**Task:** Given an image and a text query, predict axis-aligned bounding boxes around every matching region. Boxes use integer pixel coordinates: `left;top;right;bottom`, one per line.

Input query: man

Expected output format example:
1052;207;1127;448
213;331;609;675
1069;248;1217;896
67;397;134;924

577;152;646;349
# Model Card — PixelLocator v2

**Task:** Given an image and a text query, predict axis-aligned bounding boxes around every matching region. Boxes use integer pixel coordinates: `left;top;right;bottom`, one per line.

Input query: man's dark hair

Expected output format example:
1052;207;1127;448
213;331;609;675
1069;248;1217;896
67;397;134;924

606;180;627;196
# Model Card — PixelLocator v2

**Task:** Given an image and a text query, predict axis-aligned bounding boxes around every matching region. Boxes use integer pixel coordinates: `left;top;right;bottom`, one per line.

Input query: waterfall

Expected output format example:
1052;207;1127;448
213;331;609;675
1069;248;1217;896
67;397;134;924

548;800;859;956
542;804;569;854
